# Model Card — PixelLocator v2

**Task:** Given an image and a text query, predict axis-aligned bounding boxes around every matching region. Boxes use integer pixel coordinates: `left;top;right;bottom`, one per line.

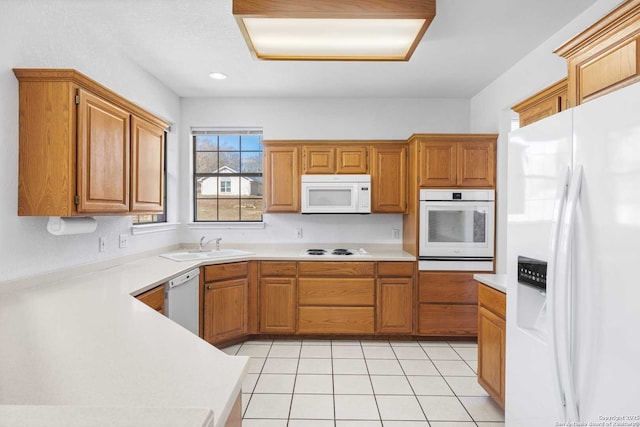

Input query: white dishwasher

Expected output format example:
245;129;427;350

165;268;199;336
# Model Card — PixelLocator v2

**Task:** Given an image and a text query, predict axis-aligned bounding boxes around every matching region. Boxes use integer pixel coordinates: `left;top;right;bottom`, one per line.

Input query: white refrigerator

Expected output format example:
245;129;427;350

506;82;640;426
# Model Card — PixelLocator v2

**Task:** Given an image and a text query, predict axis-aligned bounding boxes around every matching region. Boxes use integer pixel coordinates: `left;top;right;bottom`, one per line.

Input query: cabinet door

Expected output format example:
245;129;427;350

203;278;247;344
77;89;130;213
336;146;368;174
130;116;164;213
371;145;407;213
418;141;457;187
376;277;413;334
302;146;335;174
264;145;300;212
260;277;296;333
457;141;495;188
478;306;506;408
135;285;164;314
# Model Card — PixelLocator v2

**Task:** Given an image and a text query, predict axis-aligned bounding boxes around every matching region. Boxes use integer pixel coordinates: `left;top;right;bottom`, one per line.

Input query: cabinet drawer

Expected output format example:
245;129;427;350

298;261;374;277
377;261;414;277
299;278;375;306
478;283;506;319
418;303;478;336
419;272;478;304
298;306;374;334
135;285;164;313
204;262;249;282
260;261;297;277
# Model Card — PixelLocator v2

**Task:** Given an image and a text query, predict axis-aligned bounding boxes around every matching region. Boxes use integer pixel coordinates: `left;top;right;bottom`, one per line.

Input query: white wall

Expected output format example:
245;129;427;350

0;1;181;282
180;97;470;244
469;0;624;272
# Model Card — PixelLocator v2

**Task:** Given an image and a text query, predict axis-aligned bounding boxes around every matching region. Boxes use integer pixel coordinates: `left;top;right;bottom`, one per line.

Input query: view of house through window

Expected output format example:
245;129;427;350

193;129;263;222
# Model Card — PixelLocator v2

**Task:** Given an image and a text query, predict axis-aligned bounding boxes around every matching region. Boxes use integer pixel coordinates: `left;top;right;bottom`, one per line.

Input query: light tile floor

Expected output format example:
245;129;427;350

221;339;504;427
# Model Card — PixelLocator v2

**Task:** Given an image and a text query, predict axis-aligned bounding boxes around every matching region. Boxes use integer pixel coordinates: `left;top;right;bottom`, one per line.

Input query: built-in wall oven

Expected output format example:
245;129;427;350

419;189;495;271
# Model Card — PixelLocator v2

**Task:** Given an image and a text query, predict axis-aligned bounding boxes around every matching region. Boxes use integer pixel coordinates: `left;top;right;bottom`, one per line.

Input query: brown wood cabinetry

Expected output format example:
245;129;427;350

376;262;414;334
414;134;496;189
13;69;167;216
297;261;375;334
371;144;407;213
477;283;506;409
418;272;478;336
259;261;297;334
135;285;164;314
555;1;640;107
202;262;248;345
512;79;568;128
301;143;368;174
263;144;300;212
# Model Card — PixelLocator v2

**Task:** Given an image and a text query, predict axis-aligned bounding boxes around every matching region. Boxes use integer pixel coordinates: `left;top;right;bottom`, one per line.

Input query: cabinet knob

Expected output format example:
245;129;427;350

206;285;212;290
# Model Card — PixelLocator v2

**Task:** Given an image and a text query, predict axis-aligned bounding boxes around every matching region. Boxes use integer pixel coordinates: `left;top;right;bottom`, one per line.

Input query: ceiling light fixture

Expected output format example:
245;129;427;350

233;0;436;61
209;72;228;80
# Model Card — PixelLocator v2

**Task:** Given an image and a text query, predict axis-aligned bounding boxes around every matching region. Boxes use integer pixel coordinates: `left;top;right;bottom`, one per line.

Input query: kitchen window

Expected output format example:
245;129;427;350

193;128;263;222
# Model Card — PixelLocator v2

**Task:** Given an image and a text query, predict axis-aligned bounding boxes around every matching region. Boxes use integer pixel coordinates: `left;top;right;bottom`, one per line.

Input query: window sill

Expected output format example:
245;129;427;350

187;222;265;230
131;222;179;235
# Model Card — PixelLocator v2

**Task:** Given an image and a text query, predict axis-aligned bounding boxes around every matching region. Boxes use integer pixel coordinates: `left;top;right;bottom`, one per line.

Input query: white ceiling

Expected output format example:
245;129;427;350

80;0;599;98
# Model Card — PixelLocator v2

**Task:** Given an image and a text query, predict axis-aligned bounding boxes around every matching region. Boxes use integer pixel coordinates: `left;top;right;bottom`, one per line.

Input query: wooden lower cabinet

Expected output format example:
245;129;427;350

202;262;249;345
298;307;374;334
418;272;478;336
260;277;296;333
376;261;414;334
135;285;164;314
477;283;506;408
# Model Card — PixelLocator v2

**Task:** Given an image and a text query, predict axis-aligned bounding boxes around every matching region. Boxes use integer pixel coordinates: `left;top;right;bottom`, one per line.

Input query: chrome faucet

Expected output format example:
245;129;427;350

199;236;222;252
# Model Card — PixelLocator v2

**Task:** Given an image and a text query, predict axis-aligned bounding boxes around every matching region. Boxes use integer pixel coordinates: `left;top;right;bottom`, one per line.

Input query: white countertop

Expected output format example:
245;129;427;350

473;273;507;294
0;244;415;426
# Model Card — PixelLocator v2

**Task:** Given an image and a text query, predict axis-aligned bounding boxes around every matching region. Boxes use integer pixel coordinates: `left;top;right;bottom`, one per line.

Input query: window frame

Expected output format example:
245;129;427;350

192;128;264;223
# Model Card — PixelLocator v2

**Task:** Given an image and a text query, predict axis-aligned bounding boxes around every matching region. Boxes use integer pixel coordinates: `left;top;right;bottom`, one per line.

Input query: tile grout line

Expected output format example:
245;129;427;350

285;341;302;426
362;339;385;424
390;340;431;426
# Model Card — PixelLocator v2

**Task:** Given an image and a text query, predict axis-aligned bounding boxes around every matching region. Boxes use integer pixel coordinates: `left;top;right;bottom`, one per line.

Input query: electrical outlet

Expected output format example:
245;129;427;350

119;234;129;248
99;236;106;252
392;228;400;240
296;228;303;239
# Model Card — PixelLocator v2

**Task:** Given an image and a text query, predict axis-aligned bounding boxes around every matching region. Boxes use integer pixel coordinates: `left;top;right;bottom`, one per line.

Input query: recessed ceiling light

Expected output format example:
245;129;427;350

209;72;228;80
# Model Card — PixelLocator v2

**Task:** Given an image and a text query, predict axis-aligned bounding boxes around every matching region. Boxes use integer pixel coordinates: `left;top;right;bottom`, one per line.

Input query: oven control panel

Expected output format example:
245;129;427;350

518;256;547;290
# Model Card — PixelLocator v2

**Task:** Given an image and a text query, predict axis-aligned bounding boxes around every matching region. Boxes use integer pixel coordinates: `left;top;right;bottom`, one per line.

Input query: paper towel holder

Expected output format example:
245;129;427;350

47;216;98;236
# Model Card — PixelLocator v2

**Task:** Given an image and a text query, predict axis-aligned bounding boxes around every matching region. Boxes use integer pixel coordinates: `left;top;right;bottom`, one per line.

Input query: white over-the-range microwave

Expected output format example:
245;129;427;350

301;174;371;214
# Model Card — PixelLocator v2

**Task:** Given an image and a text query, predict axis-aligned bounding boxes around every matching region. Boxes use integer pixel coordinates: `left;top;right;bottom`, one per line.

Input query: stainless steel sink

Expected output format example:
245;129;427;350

161;249;253;262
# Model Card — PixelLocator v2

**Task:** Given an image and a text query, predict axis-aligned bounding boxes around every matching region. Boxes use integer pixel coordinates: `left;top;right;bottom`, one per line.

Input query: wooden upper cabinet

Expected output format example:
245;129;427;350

302;145;335;174
512;78;568;127
555;1;640;107
77;89;130;213
371;144;407;213
13;69;168;216
130;116;164;213
415;134;496;189
336;146;368;174
301;144;368;174
263;144;300;212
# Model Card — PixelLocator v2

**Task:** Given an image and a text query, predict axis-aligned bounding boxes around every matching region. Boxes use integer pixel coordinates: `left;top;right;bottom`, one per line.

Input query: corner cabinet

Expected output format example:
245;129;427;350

263;143;300;213
14;69;167;216
371;144;408;213
413;134;497;189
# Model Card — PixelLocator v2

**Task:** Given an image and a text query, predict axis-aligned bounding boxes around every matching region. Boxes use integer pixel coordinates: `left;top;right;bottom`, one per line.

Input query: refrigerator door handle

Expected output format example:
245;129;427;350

556;165;583;422
548;167;571;418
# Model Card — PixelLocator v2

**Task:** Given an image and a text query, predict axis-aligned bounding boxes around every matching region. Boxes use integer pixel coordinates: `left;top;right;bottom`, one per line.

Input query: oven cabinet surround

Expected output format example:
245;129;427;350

417;272;479;336
13;68;167;216
477;282;506;408
259;261;297;334
263;140;408;214
411;134;497;189
202;262;249;346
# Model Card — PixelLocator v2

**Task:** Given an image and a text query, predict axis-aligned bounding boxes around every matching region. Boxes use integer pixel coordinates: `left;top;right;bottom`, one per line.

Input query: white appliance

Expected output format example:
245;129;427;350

419;189;495;271
506;82;640;426
165;268;200;336
301;174;370;214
